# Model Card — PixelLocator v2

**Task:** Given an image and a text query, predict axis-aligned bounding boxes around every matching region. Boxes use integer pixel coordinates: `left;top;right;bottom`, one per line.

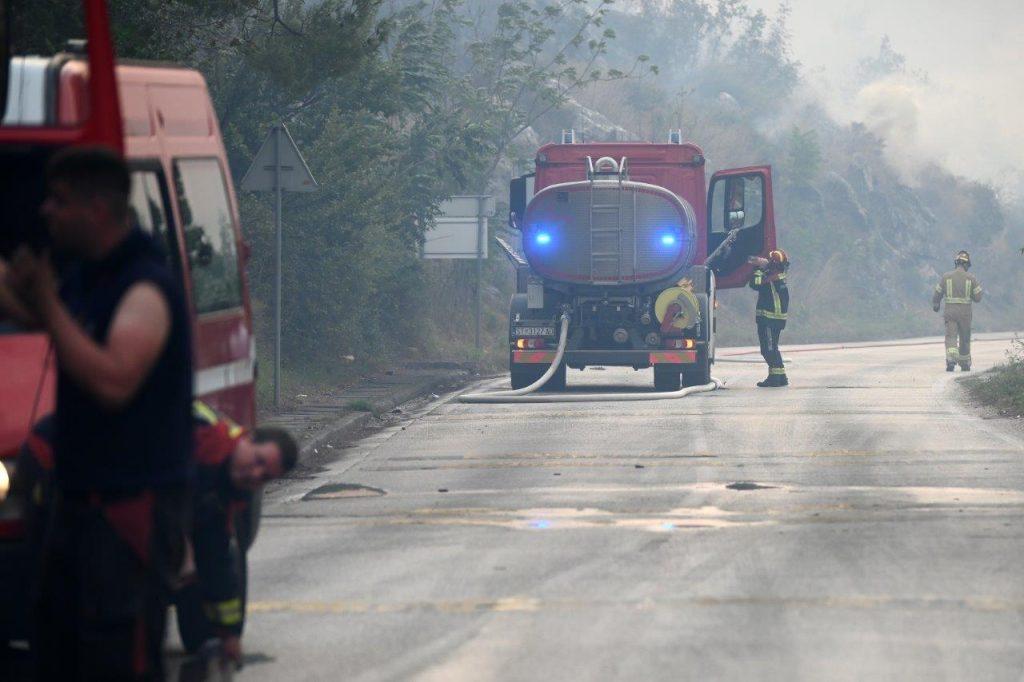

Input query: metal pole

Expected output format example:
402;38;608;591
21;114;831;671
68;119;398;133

476;196;484;350
274;125;282;409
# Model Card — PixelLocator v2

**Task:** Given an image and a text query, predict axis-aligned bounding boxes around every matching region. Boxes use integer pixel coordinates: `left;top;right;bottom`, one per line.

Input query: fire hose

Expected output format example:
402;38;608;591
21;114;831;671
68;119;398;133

459;313;723;404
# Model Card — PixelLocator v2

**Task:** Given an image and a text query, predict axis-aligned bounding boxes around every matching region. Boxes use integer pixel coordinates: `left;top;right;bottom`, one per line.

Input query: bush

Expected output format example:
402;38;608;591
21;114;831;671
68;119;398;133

963;337;1024;417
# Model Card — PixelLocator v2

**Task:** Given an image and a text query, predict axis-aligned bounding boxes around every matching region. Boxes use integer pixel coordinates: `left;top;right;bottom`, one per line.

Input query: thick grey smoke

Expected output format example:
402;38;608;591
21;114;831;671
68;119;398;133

747;0;1024;193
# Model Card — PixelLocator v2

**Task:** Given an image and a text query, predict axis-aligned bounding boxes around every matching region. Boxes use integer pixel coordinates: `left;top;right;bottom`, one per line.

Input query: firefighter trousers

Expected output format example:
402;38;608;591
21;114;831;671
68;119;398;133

34;487;186;681
757;321;786;377
944;304;972;368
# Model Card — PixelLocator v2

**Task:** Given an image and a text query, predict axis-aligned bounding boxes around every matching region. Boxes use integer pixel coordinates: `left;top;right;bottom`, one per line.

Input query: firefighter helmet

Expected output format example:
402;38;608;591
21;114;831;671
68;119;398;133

768;249;789;270
955;250;971;268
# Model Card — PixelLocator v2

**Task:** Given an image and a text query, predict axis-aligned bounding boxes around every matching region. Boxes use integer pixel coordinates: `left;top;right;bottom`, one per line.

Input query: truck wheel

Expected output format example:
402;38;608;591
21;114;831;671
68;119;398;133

511;363;544;389
683;353;712;387
653;364;682;391
539;362;567;392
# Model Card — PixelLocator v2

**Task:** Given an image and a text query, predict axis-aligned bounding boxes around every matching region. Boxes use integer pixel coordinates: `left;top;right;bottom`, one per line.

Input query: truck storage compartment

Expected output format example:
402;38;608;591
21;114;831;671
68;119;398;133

522;178;697;285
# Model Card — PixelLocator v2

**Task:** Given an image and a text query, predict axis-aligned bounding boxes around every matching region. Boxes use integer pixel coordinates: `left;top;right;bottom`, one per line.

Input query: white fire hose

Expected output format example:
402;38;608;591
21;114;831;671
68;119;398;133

459;314;724;403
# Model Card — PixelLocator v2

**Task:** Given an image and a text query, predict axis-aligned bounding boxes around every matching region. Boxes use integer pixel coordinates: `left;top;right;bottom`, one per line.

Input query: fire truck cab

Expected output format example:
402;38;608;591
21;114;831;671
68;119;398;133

507;133;777;391
0;1;257;642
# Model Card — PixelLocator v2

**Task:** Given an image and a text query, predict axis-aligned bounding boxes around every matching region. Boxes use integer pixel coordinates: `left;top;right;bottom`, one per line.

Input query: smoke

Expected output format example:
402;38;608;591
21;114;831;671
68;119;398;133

747;0;1024;194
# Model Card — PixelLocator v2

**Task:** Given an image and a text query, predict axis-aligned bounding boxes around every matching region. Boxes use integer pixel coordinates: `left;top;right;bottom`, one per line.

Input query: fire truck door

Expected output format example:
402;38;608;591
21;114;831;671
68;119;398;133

706;166;777;289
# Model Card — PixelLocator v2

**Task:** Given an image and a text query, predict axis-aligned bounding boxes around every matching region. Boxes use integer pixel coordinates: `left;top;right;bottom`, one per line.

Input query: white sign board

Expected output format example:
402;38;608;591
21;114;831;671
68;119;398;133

421;196;494;259
240;124;318;193
422;217;488;259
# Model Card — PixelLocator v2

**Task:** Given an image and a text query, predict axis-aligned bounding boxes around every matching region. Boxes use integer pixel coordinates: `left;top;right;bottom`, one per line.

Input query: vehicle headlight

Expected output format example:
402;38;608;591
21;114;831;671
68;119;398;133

0;460;9;503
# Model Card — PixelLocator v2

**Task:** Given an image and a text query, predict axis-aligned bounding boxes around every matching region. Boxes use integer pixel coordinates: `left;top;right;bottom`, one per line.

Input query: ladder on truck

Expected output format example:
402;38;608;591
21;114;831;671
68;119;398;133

587;156;631;283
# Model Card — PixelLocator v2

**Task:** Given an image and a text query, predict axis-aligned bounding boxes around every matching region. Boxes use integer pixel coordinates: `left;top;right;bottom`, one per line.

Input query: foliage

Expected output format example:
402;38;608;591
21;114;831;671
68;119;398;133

963;338;1024;417
14;0;1024;395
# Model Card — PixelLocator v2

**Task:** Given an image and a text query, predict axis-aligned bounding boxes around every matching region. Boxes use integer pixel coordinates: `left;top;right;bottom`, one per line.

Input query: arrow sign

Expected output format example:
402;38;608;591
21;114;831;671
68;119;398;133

241;123;318;192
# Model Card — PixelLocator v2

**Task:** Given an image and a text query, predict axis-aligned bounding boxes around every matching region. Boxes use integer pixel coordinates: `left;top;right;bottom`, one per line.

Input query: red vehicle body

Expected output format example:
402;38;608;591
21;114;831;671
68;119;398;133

0;0;256;640
507;136;777;391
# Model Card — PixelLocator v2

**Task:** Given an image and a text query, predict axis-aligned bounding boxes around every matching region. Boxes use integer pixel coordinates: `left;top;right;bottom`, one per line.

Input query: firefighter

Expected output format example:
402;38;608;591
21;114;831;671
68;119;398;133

174;401;298;670
1;147;192;680
932;250;983;371
749;249;790;387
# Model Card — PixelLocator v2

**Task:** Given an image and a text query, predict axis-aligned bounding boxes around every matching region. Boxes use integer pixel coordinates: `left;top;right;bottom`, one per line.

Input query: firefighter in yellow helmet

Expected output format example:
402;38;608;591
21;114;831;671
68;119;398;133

932;250;983;371
749;249;790;387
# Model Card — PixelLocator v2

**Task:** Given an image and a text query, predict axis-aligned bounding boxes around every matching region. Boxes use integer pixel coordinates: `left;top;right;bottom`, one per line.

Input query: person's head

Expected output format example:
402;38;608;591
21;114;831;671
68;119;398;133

228;427;299;491
42;146;131;257
767;248;789;273
955;250;971;270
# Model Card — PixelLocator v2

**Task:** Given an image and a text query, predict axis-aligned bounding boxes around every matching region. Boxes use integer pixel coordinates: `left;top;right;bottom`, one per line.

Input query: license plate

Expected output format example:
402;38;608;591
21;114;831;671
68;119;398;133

515;326;555;337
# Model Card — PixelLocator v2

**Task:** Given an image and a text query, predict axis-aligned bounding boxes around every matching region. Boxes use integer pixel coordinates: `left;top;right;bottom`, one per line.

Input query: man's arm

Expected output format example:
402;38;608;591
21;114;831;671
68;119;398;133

0;257;42;330
193;491;245;663
37;273;171;409
932;281;944;311
749;267;766;291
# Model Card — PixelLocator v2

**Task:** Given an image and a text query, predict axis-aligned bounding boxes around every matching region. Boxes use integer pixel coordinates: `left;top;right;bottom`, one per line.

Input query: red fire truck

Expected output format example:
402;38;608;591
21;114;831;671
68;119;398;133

507;133;777;391
0;0;257;641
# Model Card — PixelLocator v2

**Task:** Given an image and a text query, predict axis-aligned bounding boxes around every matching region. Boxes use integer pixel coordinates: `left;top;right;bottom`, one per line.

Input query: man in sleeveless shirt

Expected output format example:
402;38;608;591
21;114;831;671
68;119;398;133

1;147;192;680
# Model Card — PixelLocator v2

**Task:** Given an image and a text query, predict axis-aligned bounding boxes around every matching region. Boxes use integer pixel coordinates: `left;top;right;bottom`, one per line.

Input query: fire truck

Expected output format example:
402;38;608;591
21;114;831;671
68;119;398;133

507;132;777;391
0;0;257;643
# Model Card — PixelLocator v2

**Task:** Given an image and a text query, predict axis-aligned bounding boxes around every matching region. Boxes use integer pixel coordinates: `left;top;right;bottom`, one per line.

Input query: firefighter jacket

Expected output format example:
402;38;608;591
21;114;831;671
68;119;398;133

932;268;983;313
749;268;789;328
192;401;251;636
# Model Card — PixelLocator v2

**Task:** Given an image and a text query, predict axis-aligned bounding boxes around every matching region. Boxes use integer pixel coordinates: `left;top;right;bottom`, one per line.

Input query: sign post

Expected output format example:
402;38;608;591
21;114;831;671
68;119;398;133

241;123;318;409
422;196;495;350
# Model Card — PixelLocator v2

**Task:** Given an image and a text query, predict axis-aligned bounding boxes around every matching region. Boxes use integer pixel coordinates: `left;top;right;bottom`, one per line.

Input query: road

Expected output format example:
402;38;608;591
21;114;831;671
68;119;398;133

231;333;1024;681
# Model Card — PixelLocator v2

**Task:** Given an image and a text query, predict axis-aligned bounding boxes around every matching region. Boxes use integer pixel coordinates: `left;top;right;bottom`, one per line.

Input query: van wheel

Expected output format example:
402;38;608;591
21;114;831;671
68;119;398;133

683;353;711;387
653;364;682;392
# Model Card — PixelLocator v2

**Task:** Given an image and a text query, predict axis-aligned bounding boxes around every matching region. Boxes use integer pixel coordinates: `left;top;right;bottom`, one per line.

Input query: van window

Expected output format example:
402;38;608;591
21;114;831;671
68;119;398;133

173;159;242;314
130;171;166;236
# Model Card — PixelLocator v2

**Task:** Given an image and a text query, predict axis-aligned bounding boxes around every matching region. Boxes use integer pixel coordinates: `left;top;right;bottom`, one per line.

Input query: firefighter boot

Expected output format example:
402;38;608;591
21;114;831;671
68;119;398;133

758;369;788;388
946;362;955;372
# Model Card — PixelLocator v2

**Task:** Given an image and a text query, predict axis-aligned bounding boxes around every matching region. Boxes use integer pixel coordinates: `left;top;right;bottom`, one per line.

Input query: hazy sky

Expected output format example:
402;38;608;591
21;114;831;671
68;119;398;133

746;0;1024;190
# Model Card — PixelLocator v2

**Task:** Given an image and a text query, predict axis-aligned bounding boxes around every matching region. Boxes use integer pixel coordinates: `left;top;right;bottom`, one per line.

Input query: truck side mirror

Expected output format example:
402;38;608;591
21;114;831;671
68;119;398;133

508;173;534;229
0;1;8;119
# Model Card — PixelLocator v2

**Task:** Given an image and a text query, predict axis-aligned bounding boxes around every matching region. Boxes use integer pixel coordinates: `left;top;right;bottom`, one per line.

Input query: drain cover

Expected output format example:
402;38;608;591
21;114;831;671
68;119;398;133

726;482;776;491
303;483;385;500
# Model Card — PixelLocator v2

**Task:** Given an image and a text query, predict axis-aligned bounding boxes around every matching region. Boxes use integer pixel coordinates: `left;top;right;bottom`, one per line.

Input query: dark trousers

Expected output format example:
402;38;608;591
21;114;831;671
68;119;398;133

34;487;185;681
757;321;785;373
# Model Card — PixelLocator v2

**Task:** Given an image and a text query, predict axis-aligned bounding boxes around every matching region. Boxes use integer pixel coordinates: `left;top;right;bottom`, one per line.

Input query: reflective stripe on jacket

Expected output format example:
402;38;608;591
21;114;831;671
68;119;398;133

932;269;983;308
750;269;789;327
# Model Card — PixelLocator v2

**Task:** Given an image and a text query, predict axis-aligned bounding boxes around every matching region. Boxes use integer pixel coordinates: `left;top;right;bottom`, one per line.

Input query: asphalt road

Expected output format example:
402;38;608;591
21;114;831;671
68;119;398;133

231;333;1024;681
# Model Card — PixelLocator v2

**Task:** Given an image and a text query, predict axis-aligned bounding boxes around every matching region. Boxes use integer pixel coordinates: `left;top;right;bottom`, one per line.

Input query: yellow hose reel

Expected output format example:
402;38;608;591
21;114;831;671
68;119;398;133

655;285;701;330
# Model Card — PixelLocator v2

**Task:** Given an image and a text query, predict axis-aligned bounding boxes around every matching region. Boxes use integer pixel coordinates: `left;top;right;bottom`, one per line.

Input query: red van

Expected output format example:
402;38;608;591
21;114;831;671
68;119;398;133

0;0;257;641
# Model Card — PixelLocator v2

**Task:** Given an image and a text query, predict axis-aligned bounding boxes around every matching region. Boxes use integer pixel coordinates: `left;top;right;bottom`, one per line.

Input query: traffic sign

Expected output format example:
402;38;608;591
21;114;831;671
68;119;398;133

241;124;318;192
240;123;318;409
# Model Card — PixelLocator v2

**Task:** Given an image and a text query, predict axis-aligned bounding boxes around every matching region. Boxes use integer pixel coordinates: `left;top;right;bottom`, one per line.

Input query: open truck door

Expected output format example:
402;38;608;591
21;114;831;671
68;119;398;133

706;166;777;289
